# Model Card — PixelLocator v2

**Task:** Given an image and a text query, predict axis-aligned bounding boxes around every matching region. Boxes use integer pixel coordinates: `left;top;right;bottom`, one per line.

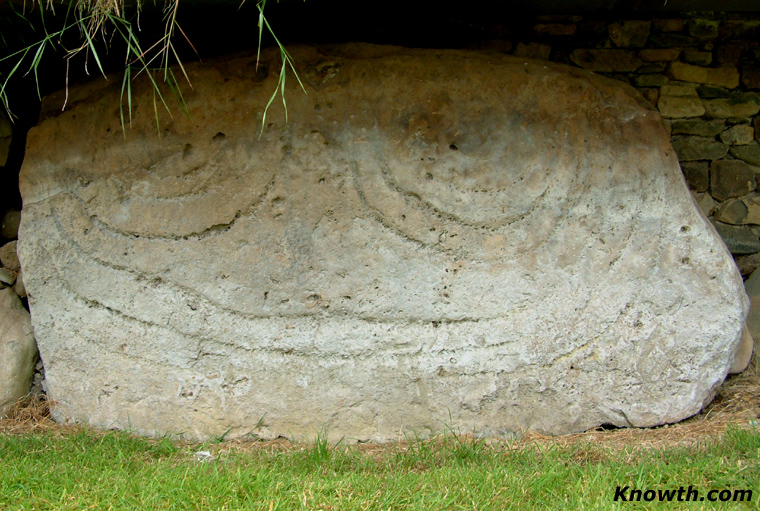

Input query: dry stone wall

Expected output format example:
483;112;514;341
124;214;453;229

18;45;747;442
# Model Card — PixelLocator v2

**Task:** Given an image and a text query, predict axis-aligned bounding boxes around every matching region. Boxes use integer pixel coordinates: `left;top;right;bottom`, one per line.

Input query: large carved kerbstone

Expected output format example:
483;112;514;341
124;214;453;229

19;45;747;441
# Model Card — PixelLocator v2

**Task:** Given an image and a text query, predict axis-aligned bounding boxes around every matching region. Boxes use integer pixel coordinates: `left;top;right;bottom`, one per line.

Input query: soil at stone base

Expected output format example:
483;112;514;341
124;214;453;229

1;366;758;455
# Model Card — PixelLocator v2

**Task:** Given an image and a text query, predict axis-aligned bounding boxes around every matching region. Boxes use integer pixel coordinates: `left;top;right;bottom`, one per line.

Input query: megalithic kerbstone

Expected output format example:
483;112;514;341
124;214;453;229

18;45;747;441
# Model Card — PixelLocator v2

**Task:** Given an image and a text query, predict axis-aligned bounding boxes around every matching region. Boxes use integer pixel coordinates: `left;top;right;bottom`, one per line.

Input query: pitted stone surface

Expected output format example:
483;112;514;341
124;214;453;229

0;288;37;417
19;45;747;441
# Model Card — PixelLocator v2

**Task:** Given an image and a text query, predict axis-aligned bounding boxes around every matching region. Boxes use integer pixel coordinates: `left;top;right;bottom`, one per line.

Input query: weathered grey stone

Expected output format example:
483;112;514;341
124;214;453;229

570;49;642;72
639;48;681;62
736;252;760;276
744;269;760;370
681;161;709;191
671;119;725;137
657;86;704;118
29;358;46;395
687;19;719;39
730;144;760;166
691;191;716;217
735;253;760;277
672;137;729;161
712;221;760;254
609;20;651;48
653;18;684;33
714;199;748;225
668;62;740;89
711;160;757;200
744;268;760;320
661;85;699;98
703;96;760;119
1;210;20;240
513;42;551;61
720;124;755;145
660;104;702;120
0;268;17;287
743;194;760;225
13;269;26;299
18;46;747;442
0;288;37;418
0;241;19;271
727;117;753;126
728;324;753;374
681;50;713;66
662;118;671;135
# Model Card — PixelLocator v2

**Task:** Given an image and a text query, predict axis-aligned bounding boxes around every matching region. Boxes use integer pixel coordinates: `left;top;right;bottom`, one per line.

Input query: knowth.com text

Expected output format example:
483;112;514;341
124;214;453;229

614;485;753;503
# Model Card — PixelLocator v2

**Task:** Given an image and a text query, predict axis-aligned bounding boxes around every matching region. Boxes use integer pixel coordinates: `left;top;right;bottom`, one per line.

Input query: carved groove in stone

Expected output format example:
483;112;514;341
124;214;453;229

18;45;747;442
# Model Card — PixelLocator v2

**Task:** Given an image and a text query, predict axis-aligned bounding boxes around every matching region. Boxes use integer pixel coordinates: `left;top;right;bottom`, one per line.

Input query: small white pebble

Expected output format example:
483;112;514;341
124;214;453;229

194;451;216;462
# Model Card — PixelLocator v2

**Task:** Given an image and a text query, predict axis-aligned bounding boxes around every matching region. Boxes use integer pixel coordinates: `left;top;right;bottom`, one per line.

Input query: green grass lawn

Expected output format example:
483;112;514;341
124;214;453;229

1;424;758;510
